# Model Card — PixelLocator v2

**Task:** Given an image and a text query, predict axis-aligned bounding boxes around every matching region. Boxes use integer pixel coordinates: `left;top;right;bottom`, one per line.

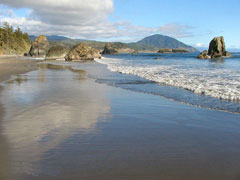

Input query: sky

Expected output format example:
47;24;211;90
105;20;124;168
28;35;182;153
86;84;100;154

0;0;239;49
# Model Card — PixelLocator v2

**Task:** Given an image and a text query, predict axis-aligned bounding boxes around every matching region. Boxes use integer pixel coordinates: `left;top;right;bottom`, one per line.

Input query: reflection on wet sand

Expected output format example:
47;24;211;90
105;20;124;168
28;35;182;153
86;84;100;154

0;87;12;180
0;64;110;178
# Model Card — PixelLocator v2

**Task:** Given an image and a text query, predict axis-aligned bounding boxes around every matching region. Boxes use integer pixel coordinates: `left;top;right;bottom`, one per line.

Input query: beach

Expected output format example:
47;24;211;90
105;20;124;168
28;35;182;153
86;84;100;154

1;57;240;180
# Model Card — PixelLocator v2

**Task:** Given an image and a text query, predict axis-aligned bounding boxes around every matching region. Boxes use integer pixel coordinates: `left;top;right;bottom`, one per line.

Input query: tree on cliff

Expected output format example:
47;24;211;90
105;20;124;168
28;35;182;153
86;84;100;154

0;22;31;55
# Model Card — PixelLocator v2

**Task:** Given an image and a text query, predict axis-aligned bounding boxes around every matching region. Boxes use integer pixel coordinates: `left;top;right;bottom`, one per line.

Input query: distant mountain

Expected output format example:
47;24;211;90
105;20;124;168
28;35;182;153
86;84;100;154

29;35;69;41
128;34;198;52
29;34;198;53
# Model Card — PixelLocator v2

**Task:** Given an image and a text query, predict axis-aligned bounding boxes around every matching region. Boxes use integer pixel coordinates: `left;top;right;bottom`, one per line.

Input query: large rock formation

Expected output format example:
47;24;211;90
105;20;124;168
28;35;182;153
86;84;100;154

158;48;189;53
45;45;69;60
65;43;101;61
102;44;118;55
29;35;49;57
197;36;232;59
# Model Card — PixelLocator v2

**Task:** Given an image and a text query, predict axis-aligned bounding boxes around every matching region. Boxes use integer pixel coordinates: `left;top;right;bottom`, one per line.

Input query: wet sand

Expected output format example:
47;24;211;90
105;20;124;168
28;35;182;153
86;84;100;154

0;56;38;82
0;56;38;180
1;59;240;180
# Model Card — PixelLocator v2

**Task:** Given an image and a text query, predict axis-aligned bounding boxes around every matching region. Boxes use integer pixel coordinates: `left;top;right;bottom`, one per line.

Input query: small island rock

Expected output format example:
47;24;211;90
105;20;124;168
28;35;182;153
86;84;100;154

131;50;138;55
172;48;189;53
198;36;232;59
158;48;172;53
65;43;101;61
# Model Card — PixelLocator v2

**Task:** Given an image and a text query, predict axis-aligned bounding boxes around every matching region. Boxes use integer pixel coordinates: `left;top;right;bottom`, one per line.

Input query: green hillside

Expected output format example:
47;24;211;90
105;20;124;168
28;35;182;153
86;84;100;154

0;22;31;55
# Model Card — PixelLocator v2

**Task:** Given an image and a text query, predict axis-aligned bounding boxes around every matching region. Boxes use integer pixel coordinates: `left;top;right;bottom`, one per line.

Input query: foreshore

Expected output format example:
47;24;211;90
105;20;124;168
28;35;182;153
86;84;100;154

1;57;240;180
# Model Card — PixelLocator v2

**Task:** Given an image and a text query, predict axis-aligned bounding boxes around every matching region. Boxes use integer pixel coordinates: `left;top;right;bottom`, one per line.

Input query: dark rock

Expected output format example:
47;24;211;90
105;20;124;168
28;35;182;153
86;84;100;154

153;57;164;60
224;51;232;57
197;36;232;59
102;44;119;54
197;50;210;59
45;45;69;60
208;36;232;58
157;48;172;53
131;50;138;55
65;43;101;61
29;35;49;57
172;48;189;53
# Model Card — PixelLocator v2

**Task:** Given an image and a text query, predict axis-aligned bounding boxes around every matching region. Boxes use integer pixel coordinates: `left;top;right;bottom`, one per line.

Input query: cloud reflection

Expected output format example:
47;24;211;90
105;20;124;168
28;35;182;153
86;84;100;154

1;64;110;176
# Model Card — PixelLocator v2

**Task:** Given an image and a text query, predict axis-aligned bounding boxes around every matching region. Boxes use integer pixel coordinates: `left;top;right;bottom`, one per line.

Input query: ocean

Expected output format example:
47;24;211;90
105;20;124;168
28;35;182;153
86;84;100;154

92;52;240;113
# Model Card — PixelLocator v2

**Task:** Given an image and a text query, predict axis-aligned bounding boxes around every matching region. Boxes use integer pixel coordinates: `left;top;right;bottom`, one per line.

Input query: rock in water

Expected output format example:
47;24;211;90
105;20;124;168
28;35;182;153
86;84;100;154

197;50;210;59
102;44;118;55
131;50;138;55
45;45;69;60
197;36;232;59
65;43;101;61
208;36;226;58
29;35;49;57
172;48;189;53
158;48;172;53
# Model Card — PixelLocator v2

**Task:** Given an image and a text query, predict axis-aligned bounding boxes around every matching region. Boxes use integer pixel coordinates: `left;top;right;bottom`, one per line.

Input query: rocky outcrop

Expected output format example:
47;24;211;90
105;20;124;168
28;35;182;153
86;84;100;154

158;48;172;53
29;35;49;57
197;50;210;59
45;45;69;60
208;36;226;58
65;43;101;61
102;44;118;55
158;48;189;53
131;50;138;55
198;36;232;59
172;48;189;53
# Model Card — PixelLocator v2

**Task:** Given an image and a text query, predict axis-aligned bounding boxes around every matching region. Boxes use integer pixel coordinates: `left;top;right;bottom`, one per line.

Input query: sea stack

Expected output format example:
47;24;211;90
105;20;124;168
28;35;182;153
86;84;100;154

197;36;232;59
29;35;50;58
65;43;101;61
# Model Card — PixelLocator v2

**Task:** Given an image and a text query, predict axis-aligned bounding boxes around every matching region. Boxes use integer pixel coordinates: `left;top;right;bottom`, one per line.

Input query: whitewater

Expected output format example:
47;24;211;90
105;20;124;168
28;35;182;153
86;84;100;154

96;53;240;102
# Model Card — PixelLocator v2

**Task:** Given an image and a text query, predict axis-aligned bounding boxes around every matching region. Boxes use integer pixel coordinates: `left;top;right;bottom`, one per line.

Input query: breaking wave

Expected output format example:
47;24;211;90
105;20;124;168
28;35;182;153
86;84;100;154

96;57;240;102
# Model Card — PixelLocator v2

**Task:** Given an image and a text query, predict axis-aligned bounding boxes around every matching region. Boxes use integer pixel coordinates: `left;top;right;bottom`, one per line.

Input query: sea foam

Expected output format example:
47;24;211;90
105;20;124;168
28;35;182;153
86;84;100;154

95;57;240;101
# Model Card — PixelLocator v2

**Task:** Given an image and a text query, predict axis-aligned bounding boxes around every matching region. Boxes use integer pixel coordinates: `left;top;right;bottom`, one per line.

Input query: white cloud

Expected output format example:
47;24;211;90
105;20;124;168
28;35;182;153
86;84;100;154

195;43;208;48
0;0;194;41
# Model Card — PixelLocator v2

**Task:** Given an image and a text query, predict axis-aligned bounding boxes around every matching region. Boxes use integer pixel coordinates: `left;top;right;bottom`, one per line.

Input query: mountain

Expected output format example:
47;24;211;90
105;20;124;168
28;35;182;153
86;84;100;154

127;34;198;52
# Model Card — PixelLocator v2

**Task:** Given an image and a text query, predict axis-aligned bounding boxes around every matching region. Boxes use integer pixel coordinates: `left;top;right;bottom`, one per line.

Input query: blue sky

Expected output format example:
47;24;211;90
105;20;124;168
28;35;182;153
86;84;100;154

0;0;239;49
112;0;240;48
